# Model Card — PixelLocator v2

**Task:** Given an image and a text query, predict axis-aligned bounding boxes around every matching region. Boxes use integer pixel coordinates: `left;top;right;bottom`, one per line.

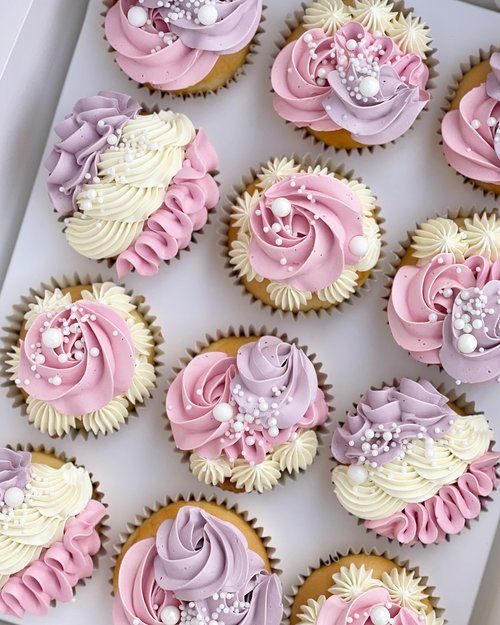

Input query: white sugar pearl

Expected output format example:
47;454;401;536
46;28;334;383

454;319;465;330
58;353;68;363
472;319;483;329
359;76;380;98
428;313;438;322
347;464;368;484
346;39;357;51
365;428;375;440
271;197;292;218
213;402;233;422
160;605;180;625
90;347;100;357
4;487;24;509
471;119;481;129
35;354;46;364
74;350;83;361
107;134;118;145
457;333;477;354
42;328;63;348
233;421;244;433
268;426;280;438
198;4;218;26
487;116;497;127
127;6;148;27
370;605;391;625
52;375;62;386
349;235;368;256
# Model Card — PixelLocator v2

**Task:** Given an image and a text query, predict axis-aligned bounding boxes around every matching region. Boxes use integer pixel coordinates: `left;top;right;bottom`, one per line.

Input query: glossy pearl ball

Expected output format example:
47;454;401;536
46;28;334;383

271;197;292;218
127;6;148;28
4;486;24;509
349;235;368;257
359;76;380;98
213;402;233;422
160;605;181;625
347;464;368;485
457;333;477;354
268;426;280;438
198;5;218;26
346;39;357;51
42;327;63;348
370;605;391;625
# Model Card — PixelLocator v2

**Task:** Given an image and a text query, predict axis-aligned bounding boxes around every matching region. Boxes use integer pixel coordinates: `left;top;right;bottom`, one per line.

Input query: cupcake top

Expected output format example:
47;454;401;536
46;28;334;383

6;282;157;437
387;213;500;384
442;52;500;187
226;158;382;312
167;335;329;492
331;378;498;544
0;448;106;619
105;0;262;92
271;0;432;146
45;91;219;277
113;504;282;625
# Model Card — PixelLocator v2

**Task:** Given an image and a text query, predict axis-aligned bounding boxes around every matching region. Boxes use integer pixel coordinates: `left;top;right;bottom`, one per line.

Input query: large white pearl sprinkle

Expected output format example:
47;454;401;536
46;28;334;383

4;486;24;509
127;6;148;27
42;327;63;348
198;4;218;26
349;235;368;257
160;605;181;625
370;605;391;625
457;333;477;354
213;402;233;422
271;197;292;218
359;76;380;98
347;464;368;484
346;39;357;51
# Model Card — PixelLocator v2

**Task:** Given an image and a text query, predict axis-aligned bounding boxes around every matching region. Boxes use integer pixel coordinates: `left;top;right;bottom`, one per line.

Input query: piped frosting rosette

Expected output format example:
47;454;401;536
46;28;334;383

223;156;383;314
104;0;263;94
4;279;160;437
166;330;330;493
112;499;282;625
0;447;107;619
45;91;219;277
330;378;499;546
271;0;433;149
387;212;500;384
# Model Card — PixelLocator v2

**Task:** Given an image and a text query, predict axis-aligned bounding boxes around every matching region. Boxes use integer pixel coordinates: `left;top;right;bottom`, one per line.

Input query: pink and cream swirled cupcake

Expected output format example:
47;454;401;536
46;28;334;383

0;445;107;619
271;0;435;150
330;378;499;546
287;550;444;625
165;328;331;493
45;91;219;277
221;156;383;315
112;496;282;625
441;47;500;197
104;0;263;96
387;210;500;385
3;277;162;438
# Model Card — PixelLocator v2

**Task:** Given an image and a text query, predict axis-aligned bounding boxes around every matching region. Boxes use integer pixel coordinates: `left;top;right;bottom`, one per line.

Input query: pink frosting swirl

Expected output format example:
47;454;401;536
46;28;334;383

0;449;31;498
442;52;500;184
365;452;499;545
0;499;106;618
248;173;364;291
17;299;135;415
115;129;219;278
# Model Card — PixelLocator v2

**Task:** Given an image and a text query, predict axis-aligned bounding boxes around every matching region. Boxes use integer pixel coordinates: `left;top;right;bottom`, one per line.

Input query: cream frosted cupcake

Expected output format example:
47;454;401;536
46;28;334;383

222;156;383;314
0;445;107;619
271;0;435;150
387;211;500;385
288;551;443;625
45;91;219;278
166;329;331;493
331;378;499;546
3;278;161;437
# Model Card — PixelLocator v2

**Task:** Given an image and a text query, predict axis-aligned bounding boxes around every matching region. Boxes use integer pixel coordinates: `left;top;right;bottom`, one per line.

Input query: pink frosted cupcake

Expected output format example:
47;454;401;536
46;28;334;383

331;378;499;546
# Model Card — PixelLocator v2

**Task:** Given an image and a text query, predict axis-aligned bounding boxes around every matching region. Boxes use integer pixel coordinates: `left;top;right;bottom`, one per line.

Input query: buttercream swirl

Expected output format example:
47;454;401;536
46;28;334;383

0;449;31;498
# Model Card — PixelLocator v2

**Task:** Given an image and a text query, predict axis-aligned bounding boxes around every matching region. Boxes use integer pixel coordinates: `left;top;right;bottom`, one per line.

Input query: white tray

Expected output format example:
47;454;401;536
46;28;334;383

1;1;499;624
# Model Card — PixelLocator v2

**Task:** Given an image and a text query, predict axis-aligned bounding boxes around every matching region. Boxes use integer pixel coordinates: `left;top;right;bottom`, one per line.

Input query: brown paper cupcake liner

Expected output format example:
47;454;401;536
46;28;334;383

110;492;282;597
330;378;499;548
218;153;386;319
162;324;334;494
285;547;445;625
5;442;109;610
102;1;266;100
0;272;164;440
438;45;500;199
270;1;439;155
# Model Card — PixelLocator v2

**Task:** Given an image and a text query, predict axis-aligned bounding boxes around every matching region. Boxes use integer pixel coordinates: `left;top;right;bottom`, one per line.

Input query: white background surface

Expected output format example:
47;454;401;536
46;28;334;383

0;1;499;624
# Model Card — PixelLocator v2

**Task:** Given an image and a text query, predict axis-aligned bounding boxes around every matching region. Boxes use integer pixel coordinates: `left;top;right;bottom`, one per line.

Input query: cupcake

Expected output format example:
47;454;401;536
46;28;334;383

387;211;500;384
104;1;263;96
112;496;283;625
222;156;383;315
441;49;500;197
0;445;107;619
3;278;161;437
166;329;331;492
45;91;219;277
271;0;434;150
288;550;443;625
330;378;499;546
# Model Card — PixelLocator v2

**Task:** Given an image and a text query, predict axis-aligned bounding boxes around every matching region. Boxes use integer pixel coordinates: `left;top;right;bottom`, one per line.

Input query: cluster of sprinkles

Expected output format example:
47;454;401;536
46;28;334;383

468;115;500;151
175;594;251;625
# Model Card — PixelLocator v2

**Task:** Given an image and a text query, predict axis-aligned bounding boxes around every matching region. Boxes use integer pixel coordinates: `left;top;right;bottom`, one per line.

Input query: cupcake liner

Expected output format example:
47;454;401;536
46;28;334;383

102;0;267;100
270;1;439;155
285;547;445;625
330;378;499;548
163;324;334;493
0;272;164;440
5;443;109;609
438;45;500;199
218;152;386;319
110;492;282;596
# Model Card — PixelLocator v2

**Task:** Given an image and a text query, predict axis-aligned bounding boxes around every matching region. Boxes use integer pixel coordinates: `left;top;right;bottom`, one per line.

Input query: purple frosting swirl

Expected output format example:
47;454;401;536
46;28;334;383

0;448;31;498
45;91;140;215
230;336;318;431
331;379;456;468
